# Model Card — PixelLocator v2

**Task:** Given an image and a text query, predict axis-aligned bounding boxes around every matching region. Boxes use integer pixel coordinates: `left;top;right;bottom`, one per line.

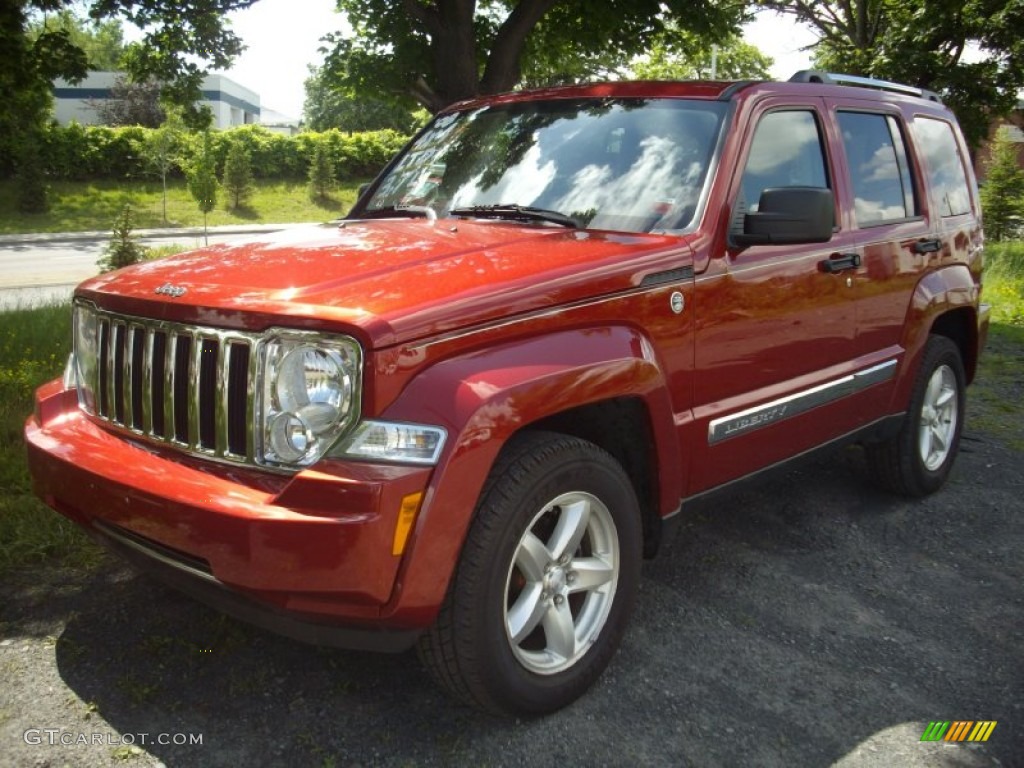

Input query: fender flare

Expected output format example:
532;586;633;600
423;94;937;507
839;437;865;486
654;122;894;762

891;264;979;410
375;325;681;626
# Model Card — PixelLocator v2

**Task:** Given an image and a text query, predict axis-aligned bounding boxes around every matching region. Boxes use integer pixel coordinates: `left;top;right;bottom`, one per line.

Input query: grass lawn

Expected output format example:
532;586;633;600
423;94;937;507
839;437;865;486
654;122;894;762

0;303;100;572
0;178;367;234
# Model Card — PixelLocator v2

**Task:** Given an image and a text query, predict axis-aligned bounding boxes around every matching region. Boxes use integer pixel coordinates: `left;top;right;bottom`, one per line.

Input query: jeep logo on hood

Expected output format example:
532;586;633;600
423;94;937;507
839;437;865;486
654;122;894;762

155;283;187;298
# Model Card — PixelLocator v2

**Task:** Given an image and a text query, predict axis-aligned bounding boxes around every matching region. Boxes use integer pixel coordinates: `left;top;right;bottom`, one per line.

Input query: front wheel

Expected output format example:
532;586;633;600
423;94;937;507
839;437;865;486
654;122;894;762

866;335;966;497
417;431;642;716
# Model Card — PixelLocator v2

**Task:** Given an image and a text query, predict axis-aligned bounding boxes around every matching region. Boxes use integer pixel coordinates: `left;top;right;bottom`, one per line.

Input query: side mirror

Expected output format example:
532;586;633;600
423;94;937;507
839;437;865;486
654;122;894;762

732;187;835;247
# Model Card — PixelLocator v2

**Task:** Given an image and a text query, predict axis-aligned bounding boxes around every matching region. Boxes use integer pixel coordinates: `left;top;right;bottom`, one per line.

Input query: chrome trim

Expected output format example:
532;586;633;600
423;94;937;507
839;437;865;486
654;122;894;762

854;360;898;388
708;360;897;444
141;326;155;434
73;301;262;467
216;340;230;457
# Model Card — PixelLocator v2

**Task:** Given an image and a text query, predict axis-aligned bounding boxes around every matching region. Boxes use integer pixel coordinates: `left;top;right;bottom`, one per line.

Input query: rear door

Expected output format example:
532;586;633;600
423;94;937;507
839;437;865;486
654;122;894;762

827;103;935;411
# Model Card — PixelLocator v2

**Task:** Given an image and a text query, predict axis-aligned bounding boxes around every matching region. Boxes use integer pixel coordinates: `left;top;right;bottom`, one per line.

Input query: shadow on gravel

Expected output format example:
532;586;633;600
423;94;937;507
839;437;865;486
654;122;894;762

7;436;1020;766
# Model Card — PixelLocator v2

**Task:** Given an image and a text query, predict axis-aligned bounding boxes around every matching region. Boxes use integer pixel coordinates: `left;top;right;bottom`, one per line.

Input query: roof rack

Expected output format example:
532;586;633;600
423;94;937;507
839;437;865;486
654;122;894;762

788;70;942;103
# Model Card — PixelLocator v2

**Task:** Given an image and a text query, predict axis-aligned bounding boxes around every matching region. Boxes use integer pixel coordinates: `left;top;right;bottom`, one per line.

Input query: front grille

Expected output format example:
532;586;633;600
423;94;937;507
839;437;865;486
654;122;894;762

75;303;259;464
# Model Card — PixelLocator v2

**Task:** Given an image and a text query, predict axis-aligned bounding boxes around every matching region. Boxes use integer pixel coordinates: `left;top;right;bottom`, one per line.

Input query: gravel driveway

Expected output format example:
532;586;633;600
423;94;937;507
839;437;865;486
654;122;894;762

2;377;1021;766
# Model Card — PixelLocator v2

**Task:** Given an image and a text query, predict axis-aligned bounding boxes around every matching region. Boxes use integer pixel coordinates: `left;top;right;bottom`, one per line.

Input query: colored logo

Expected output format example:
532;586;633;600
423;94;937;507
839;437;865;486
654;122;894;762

920;721;997;742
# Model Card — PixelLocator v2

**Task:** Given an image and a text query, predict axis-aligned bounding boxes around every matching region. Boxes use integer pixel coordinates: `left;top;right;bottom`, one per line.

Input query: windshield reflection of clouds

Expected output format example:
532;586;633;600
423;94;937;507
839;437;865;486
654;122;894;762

369;99;725;233
452;142;556;209
552;136;702;228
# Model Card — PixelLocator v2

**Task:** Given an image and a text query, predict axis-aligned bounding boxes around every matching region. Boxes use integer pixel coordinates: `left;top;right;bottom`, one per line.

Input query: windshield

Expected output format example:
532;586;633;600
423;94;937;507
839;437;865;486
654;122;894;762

361;98;727;233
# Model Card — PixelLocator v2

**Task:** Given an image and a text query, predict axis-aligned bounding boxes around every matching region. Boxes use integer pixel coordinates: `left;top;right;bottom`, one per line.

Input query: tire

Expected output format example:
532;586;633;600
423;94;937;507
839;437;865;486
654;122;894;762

417;431;643;716
865;335;966;497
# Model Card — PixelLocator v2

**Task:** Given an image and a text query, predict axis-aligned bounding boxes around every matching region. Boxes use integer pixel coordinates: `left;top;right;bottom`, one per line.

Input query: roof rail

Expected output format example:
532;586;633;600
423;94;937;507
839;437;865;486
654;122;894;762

788;70;942;103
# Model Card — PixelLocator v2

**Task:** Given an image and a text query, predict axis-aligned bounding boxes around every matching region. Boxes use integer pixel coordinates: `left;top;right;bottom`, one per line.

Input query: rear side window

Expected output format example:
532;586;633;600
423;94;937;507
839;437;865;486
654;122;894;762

913;117;972;217
739;110;829;212
839;112;917;225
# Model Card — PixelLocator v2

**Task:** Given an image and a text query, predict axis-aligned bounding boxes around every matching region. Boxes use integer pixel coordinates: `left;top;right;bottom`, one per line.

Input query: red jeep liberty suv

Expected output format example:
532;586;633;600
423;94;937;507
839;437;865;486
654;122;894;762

26;71;989;715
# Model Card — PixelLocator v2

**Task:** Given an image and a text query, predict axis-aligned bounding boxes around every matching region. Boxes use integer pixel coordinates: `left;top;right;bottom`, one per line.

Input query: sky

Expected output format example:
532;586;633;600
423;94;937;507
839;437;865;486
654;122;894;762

214;2;818;122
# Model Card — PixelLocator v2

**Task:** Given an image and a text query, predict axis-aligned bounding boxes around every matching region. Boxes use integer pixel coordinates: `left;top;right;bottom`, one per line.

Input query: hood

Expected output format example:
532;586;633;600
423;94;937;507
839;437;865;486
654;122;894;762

78;220;691;346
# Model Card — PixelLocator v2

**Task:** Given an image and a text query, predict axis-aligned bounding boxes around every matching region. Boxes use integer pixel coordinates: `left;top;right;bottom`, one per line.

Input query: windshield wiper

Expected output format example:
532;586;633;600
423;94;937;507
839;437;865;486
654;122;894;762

449;204;579;229
359;204;437;222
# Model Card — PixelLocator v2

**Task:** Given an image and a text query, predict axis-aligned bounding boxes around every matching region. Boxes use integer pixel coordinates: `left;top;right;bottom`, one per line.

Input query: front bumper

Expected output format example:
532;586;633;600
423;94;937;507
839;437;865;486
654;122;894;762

25;379;435;650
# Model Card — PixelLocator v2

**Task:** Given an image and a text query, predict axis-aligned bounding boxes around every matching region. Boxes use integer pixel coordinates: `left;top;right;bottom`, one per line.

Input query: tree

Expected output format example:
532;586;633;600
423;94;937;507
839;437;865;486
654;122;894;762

1;2;86;192
323;0;748;113
143;108;186;224
188;131;218;243
307;141;336;203
979;126;1024;241
221;140;253;210
90;74;165;126
2;0;256;207
630;27;773;80
14;131;49;214
757;1;1024;150
98;204;148;272
303;65;419;133
26;9;126;70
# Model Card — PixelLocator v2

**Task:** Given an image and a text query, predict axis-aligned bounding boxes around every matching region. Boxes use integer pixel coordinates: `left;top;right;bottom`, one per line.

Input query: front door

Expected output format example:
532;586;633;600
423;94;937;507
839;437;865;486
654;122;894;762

688;101;861;494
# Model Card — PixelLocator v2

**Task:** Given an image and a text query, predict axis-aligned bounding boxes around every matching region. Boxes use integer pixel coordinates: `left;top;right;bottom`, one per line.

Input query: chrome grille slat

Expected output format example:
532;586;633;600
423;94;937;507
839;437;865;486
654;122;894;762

172;332;191;445
141;327;155;434
99;319;111;418
128;325;145;431
244;342;259;459
189;331;203;449
215;341;230;457
74;304;258;466
113;321;126;424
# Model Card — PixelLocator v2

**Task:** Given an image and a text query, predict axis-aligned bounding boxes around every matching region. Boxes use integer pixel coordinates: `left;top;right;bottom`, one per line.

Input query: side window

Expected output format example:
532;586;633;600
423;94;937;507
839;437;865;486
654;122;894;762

838;112;918;226
913;117;972;217
739;110;829;212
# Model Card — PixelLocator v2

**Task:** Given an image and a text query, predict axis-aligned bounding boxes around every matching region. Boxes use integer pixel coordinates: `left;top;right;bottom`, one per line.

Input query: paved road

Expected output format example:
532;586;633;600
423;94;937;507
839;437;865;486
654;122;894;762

0;225;301;310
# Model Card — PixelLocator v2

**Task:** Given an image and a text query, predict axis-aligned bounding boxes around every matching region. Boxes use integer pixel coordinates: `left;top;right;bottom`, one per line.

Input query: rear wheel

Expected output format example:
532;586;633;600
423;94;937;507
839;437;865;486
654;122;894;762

417;431;642;716
866;335;965;496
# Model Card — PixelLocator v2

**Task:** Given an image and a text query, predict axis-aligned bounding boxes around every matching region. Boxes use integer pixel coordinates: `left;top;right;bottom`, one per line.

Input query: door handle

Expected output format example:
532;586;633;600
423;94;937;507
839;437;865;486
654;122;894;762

820;252;861;273
914;238;942;254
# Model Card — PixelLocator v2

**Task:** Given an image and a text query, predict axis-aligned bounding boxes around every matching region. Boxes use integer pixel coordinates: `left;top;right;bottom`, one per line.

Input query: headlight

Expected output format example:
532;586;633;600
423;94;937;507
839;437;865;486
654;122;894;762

259;332;361;467
72;302;99;412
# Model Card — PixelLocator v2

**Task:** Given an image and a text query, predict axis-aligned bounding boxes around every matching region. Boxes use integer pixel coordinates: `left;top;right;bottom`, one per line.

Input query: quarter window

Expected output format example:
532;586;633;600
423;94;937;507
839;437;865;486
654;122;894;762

838;112;918;226
913;117;972;217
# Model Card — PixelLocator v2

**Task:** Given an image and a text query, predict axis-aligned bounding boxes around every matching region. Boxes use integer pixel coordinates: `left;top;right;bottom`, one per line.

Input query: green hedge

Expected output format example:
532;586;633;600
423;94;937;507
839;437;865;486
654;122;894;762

37;123;409;182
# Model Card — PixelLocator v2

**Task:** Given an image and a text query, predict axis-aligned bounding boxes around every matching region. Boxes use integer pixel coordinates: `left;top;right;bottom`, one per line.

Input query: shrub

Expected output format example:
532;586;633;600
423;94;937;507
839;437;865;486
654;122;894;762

308;141;337;201
98;204;147;273
29;123;409;184
222;140;254;209
188;131;218;239
15;135;49;214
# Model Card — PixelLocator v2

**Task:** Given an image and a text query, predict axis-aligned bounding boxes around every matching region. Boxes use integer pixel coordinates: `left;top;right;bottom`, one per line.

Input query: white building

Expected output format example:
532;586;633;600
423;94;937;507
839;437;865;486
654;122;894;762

51;71;260;128
259;106;301;136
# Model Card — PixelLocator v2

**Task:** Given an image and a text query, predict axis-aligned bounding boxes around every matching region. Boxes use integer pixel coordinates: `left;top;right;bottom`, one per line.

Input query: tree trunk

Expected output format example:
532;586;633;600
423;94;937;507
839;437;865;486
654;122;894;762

403;0;560;111
481;0;560;94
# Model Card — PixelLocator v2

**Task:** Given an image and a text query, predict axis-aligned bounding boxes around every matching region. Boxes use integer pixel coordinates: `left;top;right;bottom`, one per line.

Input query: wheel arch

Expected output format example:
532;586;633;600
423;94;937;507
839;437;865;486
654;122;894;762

892;264;981;411
929;308;979;384
374;326;681;626
530;398;664;559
